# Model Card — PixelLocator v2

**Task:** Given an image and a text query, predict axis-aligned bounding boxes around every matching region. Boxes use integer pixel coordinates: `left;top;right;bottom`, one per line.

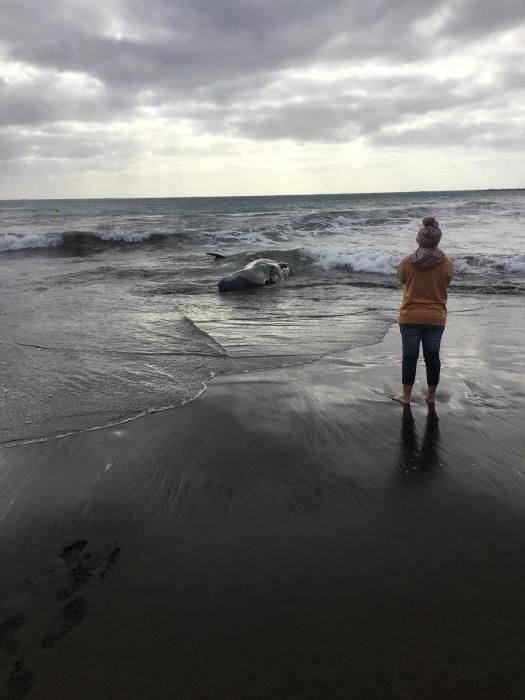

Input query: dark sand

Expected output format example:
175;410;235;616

1;300;525;699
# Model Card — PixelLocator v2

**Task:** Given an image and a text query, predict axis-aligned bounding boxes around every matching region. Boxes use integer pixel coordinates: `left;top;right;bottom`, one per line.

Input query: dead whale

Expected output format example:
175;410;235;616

218;258;290;292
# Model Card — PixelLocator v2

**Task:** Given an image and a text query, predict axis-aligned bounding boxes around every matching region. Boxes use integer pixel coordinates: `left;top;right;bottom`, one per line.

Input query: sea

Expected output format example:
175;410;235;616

1;189;524;445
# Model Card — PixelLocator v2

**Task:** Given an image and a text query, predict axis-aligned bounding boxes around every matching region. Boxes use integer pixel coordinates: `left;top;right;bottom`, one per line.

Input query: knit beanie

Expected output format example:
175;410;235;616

416;217;442;249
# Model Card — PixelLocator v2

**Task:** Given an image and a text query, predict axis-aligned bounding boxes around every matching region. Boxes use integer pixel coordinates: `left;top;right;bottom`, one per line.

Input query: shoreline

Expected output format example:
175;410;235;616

1;289;521;452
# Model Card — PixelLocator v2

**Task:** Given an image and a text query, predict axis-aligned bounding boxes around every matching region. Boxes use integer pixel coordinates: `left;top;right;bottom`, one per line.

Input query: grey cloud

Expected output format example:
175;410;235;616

0;124;230;163
0;132;24;160
371;120;525;150
0;76;132;127
2;1;524;108
1;0;525;164
0;127;142;161
233;100;361;143
500;65;525;92
440;0;525;40
189;74;495;143
0;0;480;100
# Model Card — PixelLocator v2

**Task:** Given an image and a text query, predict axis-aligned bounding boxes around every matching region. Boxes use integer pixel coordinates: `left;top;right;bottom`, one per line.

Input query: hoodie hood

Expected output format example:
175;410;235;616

409;247;446;270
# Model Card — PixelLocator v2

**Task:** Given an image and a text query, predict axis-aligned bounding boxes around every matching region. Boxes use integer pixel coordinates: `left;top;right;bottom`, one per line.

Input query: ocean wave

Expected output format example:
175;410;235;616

0;229;163;252
64;229;162;245
302;247;525;277
292;210;355;231
292;210;399;233
310;249;399;274
451;200;508;214
452;254;525;275
0;233;62;251
4;227;524;281
505;259;525;274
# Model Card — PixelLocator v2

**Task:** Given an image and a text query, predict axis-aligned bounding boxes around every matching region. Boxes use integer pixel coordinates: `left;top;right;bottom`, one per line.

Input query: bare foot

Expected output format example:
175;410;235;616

426;396;436;404
390;394;410;405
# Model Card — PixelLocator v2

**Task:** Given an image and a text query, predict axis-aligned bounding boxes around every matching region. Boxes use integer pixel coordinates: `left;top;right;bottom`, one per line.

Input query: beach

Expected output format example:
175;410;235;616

2;0;525;688
2;295;525;699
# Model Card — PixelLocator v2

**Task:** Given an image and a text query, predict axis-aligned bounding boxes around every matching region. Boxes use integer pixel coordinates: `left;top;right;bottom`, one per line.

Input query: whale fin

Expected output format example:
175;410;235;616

207;252;227;260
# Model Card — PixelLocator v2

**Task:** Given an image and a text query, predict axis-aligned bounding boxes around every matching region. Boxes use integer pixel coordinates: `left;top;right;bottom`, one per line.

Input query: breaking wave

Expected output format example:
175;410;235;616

0;229;165;252
4;228;524;281
301;247;525;277
0;233;62;251
309;249;399;274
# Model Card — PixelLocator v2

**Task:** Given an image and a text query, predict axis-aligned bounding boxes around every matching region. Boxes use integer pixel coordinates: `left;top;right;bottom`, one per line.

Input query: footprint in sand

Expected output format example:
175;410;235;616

57;540;121;600
41;597;86;649
0;617;34;700
0;616;25;657
1;539;120;697
1;661;35;700
40;539;120;649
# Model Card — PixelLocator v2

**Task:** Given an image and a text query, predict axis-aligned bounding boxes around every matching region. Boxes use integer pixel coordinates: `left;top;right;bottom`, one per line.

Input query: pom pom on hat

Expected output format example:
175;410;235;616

417;216;442;249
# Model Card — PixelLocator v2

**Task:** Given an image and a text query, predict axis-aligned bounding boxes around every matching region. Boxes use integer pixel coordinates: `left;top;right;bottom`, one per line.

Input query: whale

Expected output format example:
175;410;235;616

218;258;291;293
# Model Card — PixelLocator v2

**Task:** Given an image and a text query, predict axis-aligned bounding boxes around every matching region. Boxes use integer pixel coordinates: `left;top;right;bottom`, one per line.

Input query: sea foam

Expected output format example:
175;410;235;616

0;229;156;252
0;233;61;251
310;249;400;274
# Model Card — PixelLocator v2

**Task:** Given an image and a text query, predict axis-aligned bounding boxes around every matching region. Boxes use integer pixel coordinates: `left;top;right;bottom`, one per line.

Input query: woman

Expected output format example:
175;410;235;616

392;217;454;405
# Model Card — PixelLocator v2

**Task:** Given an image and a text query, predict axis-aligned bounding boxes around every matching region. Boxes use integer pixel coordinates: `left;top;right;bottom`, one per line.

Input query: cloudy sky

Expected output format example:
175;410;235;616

1;0;524;198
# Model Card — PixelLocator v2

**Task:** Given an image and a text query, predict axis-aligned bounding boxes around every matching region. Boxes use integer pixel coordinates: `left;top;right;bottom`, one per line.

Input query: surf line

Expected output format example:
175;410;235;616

0;383;209;450
13;341;227;358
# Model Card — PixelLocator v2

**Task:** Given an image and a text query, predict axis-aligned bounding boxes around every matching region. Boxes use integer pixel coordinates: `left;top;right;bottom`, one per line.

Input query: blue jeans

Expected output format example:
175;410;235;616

400;324;445;386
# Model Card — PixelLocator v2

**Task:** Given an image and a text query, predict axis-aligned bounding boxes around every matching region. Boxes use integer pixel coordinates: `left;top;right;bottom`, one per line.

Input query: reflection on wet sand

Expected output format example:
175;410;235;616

398;403;441;474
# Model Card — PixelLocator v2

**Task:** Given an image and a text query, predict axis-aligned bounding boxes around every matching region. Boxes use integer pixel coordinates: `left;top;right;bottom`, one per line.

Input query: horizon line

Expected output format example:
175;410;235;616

1;186;524;203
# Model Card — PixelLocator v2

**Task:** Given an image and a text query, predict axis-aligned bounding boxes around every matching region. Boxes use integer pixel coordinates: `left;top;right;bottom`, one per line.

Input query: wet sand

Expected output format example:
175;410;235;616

1;299;525;699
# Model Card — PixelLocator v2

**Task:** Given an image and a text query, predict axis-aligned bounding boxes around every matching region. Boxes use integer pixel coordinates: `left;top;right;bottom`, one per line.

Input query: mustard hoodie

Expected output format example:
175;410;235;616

397;255;454;325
